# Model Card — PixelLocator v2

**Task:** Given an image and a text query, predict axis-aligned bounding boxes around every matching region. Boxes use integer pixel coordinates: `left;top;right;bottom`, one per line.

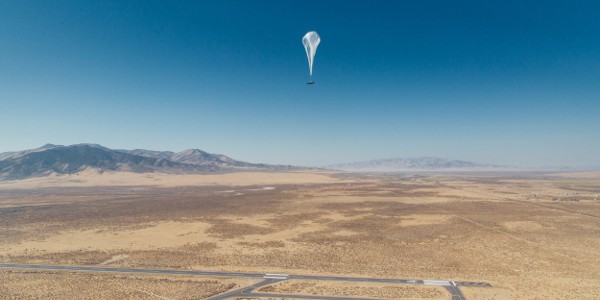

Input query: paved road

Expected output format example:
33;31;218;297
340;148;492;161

0;263;491;299
444;281;467;300
206;278;284;300
239;292;383;300
0;263;267;278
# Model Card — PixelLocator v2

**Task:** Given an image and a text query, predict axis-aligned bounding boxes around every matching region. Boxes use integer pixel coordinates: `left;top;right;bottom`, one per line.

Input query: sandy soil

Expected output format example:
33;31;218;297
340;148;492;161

0;169;346;189
551;171;600;179
259;280;447;299
0;269;252;299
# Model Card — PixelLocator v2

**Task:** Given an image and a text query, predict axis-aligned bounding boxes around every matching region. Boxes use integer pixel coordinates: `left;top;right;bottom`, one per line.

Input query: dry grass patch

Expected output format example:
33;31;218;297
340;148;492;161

5;221;214;254
259;280;447;299
0;171;346;189
502;221;544;231
0;269;245;300
398;214;451;226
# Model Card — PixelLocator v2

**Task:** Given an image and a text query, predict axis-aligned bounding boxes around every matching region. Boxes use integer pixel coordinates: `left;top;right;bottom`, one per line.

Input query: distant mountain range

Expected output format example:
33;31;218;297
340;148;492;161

2;144;588;180
0;144;300;180
326;157;512;172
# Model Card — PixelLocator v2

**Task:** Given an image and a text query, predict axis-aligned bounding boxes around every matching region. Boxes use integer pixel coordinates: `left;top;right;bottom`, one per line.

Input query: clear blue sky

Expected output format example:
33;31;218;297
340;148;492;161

1;1;599;167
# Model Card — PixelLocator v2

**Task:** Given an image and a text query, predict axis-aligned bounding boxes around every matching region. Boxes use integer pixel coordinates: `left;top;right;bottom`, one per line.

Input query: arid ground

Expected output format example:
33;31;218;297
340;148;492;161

1;171;600;299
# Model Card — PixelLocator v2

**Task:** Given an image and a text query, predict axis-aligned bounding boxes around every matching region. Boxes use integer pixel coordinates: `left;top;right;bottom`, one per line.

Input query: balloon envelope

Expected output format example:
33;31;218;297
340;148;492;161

302;31;320;77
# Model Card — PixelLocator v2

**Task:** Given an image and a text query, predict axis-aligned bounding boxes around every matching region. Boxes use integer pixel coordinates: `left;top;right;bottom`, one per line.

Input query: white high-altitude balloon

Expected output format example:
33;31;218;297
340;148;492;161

302;31;320;80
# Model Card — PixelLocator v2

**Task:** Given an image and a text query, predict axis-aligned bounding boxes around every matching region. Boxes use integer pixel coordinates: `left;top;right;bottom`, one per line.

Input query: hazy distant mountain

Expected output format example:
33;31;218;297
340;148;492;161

326;157;506;172
0;144;299;180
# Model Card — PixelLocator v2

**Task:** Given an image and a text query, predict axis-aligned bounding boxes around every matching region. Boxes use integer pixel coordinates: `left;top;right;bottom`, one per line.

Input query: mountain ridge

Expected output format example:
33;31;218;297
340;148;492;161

0;144;300;180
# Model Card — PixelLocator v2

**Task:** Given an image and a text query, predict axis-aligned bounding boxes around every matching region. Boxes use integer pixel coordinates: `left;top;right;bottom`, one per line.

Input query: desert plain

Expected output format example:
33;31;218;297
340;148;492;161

1;170;600;299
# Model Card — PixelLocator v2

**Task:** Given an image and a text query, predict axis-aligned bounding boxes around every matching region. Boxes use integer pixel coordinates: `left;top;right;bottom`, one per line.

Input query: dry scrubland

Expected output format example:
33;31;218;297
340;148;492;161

1;171;600;299
258;280;447;299
0;269;247;299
